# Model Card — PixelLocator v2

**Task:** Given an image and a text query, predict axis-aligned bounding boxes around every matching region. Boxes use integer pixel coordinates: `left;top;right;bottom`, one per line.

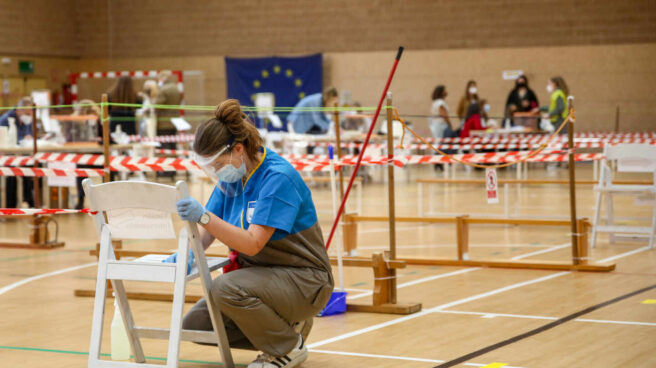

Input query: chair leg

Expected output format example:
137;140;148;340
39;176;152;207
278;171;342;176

165;235;191;368
591;191;603;248
607;193;616;244
88;227;112;367
112;279;146;363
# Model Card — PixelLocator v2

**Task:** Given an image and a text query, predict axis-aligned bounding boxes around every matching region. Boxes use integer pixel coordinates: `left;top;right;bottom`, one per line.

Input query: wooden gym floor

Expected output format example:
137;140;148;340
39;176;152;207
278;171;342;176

0;163;654;367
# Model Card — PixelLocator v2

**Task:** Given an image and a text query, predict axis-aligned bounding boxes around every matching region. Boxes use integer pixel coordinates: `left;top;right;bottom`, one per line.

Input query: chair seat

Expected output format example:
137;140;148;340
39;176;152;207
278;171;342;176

131;254;231;282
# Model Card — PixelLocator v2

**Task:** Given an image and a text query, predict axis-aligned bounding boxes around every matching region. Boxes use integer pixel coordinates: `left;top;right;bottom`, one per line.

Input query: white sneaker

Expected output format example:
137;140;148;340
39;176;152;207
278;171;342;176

248;335;308;368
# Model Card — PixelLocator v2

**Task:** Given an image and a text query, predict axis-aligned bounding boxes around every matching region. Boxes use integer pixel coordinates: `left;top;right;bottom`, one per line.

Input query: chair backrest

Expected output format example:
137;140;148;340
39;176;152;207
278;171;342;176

603;144;656;173
83;179;189;240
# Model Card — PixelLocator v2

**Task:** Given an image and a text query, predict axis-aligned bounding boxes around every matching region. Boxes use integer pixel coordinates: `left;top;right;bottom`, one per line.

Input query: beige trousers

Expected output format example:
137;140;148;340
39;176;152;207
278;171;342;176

182;266;332;356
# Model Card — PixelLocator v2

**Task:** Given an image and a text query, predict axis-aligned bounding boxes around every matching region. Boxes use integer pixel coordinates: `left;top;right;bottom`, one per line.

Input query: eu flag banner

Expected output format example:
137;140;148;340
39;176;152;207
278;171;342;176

225;53;323;131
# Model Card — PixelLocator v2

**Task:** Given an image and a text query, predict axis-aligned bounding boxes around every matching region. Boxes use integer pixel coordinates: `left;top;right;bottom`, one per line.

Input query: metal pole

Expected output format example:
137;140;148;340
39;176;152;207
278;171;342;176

102;94;110;183
386;92;397;303
31;104;40;208
567;97;580;265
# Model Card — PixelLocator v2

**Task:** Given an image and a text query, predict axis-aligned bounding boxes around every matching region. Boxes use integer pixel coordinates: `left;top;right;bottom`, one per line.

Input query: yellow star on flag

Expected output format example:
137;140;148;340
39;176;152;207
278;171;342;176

286;69;293;77
273;65;281;74
298;92;305;99
261;70;269;78
295;78;302;87
253;80;261;88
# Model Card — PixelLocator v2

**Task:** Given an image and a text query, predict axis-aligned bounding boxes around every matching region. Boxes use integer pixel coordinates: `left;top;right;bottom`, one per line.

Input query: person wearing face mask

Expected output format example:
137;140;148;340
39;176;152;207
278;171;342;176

154;71;182;148
505;75;539;126
537;76;569;134
456;80;479;125
0;96;36;208
165;99;333;368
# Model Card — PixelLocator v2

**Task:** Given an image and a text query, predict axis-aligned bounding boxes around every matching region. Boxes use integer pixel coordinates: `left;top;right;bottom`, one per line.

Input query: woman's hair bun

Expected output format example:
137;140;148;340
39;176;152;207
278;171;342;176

215;99;243;126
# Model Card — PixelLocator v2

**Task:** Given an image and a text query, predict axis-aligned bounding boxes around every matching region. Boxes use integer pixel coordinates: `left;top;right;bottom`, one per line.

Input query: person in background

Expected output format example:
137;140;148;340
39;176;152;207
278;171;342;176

0;96;36;208
456;80;479;124
429;85;453;139
460;102;484;138
138;80;158;137
505;75;539;127
537;76;569;134
341;102;369;132
106;76;142;139
154;71;181;145
73;100;101;209
288;87;338;135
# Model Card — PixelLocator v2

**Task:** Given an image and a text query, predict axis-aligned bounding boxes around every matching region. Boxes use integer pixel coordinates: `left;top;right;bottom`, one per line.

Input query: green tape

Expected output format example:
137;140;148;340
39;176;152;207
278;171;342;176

351;282;367;287
0;345;247;366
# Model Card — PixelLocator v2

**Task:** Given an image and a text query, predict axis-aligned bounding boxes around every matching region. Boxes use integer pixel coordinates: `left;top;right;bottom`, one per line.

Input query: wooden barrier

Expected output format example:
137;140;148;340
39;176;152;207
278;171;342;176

342;214;614;272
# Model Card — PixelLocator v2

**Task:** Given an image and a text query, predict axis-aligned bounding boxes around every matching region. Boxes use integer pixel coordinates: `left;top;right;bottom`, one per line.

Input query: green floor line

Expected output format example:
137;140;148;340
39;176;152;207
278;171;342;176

0;345;247;366
350;282;367;287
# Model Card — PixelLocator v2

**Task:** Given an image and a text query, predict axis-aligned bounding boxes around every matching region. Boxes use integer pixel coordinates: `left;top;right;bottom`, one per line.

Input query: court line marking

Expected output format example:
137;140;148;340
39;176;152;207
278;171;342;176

511;243;570;260
434;283;656;368
312;245;651;349
309;349;524;368
435;310;656;327
0;262;97;296
595;245;650;263
347;268;479;300
309;271;568;348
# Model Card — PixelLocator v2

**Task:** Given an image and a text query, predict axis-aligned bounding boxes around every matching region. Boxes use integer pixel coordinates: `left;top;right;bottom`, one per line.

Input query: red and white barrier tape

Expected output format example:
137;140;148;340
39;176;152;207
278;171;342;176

0;208;97;216
128;134;194;143
0;167;105;177
0;151;605;177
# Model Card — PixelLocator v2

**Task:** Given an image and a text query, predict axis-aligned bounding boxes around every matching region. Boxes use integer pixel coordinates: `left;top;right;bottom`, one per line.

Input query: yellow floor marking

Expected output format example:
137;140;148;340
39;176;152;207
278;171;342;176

641;299;656;304
482;364;508;368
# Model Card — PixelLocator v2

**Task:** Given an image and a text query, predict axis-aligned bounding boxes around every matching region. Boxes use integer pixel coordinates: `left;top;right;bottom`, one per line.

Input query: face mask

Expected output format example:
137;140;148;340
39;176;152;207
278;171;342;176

216;152;246;183
20;114;32;125
546;84;554;93
483;104;491;113
468;87;477;95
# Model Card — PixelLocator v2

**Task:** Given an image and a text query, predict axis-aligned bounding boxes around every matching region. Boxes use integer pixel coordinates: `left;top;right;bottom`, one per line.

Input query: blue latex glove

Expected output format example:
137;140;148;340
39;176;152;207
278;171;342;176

162;248;195;275
176;197;205;223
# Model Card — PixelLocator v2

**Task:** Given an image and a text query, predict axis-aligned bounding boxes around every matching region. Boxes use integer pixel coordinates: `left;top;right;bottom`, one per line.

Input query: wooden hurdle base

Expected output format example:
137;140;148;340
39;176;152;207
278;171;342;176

75;249;423;314
0;215;65;249
345;252;422;315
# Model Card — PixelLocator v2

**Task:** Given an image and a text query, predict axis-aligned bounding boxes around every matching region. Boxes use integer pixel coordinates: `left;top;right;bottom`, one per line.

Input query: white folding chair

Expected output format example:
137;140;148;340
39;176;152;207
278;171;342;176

591;144;656;249
83;179;234;368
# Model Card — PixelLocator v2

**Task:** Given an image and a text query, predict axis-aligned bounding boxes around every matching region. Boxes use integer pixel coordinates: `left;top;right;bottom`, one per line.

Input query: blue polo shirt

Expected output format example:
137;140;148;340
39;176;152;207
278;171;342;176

205;147;331;271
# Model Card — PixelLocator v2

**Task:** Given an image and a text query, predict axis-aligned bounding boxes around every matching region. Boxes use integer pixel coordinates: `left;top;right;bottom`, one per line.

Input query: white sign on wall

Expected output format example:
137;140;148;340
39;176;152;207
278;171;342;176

502;70;524;80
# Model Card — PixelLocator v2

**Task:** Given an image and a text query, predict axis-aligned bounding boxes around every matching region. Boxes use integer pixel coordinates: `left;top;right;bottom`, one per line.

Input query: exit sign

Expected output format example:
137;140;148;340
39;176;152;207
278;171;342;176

18;60;34;74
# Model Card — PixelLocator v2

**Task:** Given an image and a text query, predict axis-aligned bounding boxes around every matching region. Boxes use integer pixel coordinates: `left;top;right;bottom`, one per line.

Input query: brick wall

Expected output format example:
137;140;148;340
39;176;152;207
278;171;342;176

75;0;656;58
0;0;78;57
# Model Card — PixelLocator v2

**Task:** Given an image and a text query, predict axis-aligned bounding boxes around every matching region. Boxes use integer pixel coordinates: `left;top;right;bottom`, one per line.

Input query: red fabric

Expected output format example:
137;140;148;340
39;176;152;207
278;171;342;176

460;114;484;138
222;250;241;273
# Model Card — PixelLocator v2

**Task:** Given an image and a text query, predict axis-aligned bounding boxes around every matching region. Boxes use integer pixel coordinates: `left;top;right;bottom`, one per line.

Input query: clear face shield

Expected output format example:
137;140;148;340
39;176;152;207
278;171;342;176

192;145;245;198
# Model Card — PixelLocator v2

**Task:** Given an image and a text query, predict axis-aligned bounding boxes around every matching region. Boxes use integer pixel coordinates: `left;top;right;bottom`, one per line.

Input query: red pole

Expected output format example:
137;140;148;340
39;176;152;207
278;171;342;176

325;46;404;249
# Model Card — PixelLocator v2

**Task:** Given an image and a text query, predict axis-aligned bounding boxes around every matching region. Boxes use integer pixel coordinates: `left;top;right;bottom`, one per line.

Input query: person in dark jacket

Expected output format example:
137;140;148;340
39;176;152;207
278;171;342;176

505;75;539;126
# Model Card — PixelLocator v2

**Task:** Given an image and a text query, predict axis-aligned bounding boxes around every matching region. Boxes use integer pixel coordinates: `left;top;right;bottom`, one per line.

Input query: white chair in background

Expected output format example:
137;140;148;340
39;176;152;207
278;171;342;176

591;144;656;249
83;179;234;368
